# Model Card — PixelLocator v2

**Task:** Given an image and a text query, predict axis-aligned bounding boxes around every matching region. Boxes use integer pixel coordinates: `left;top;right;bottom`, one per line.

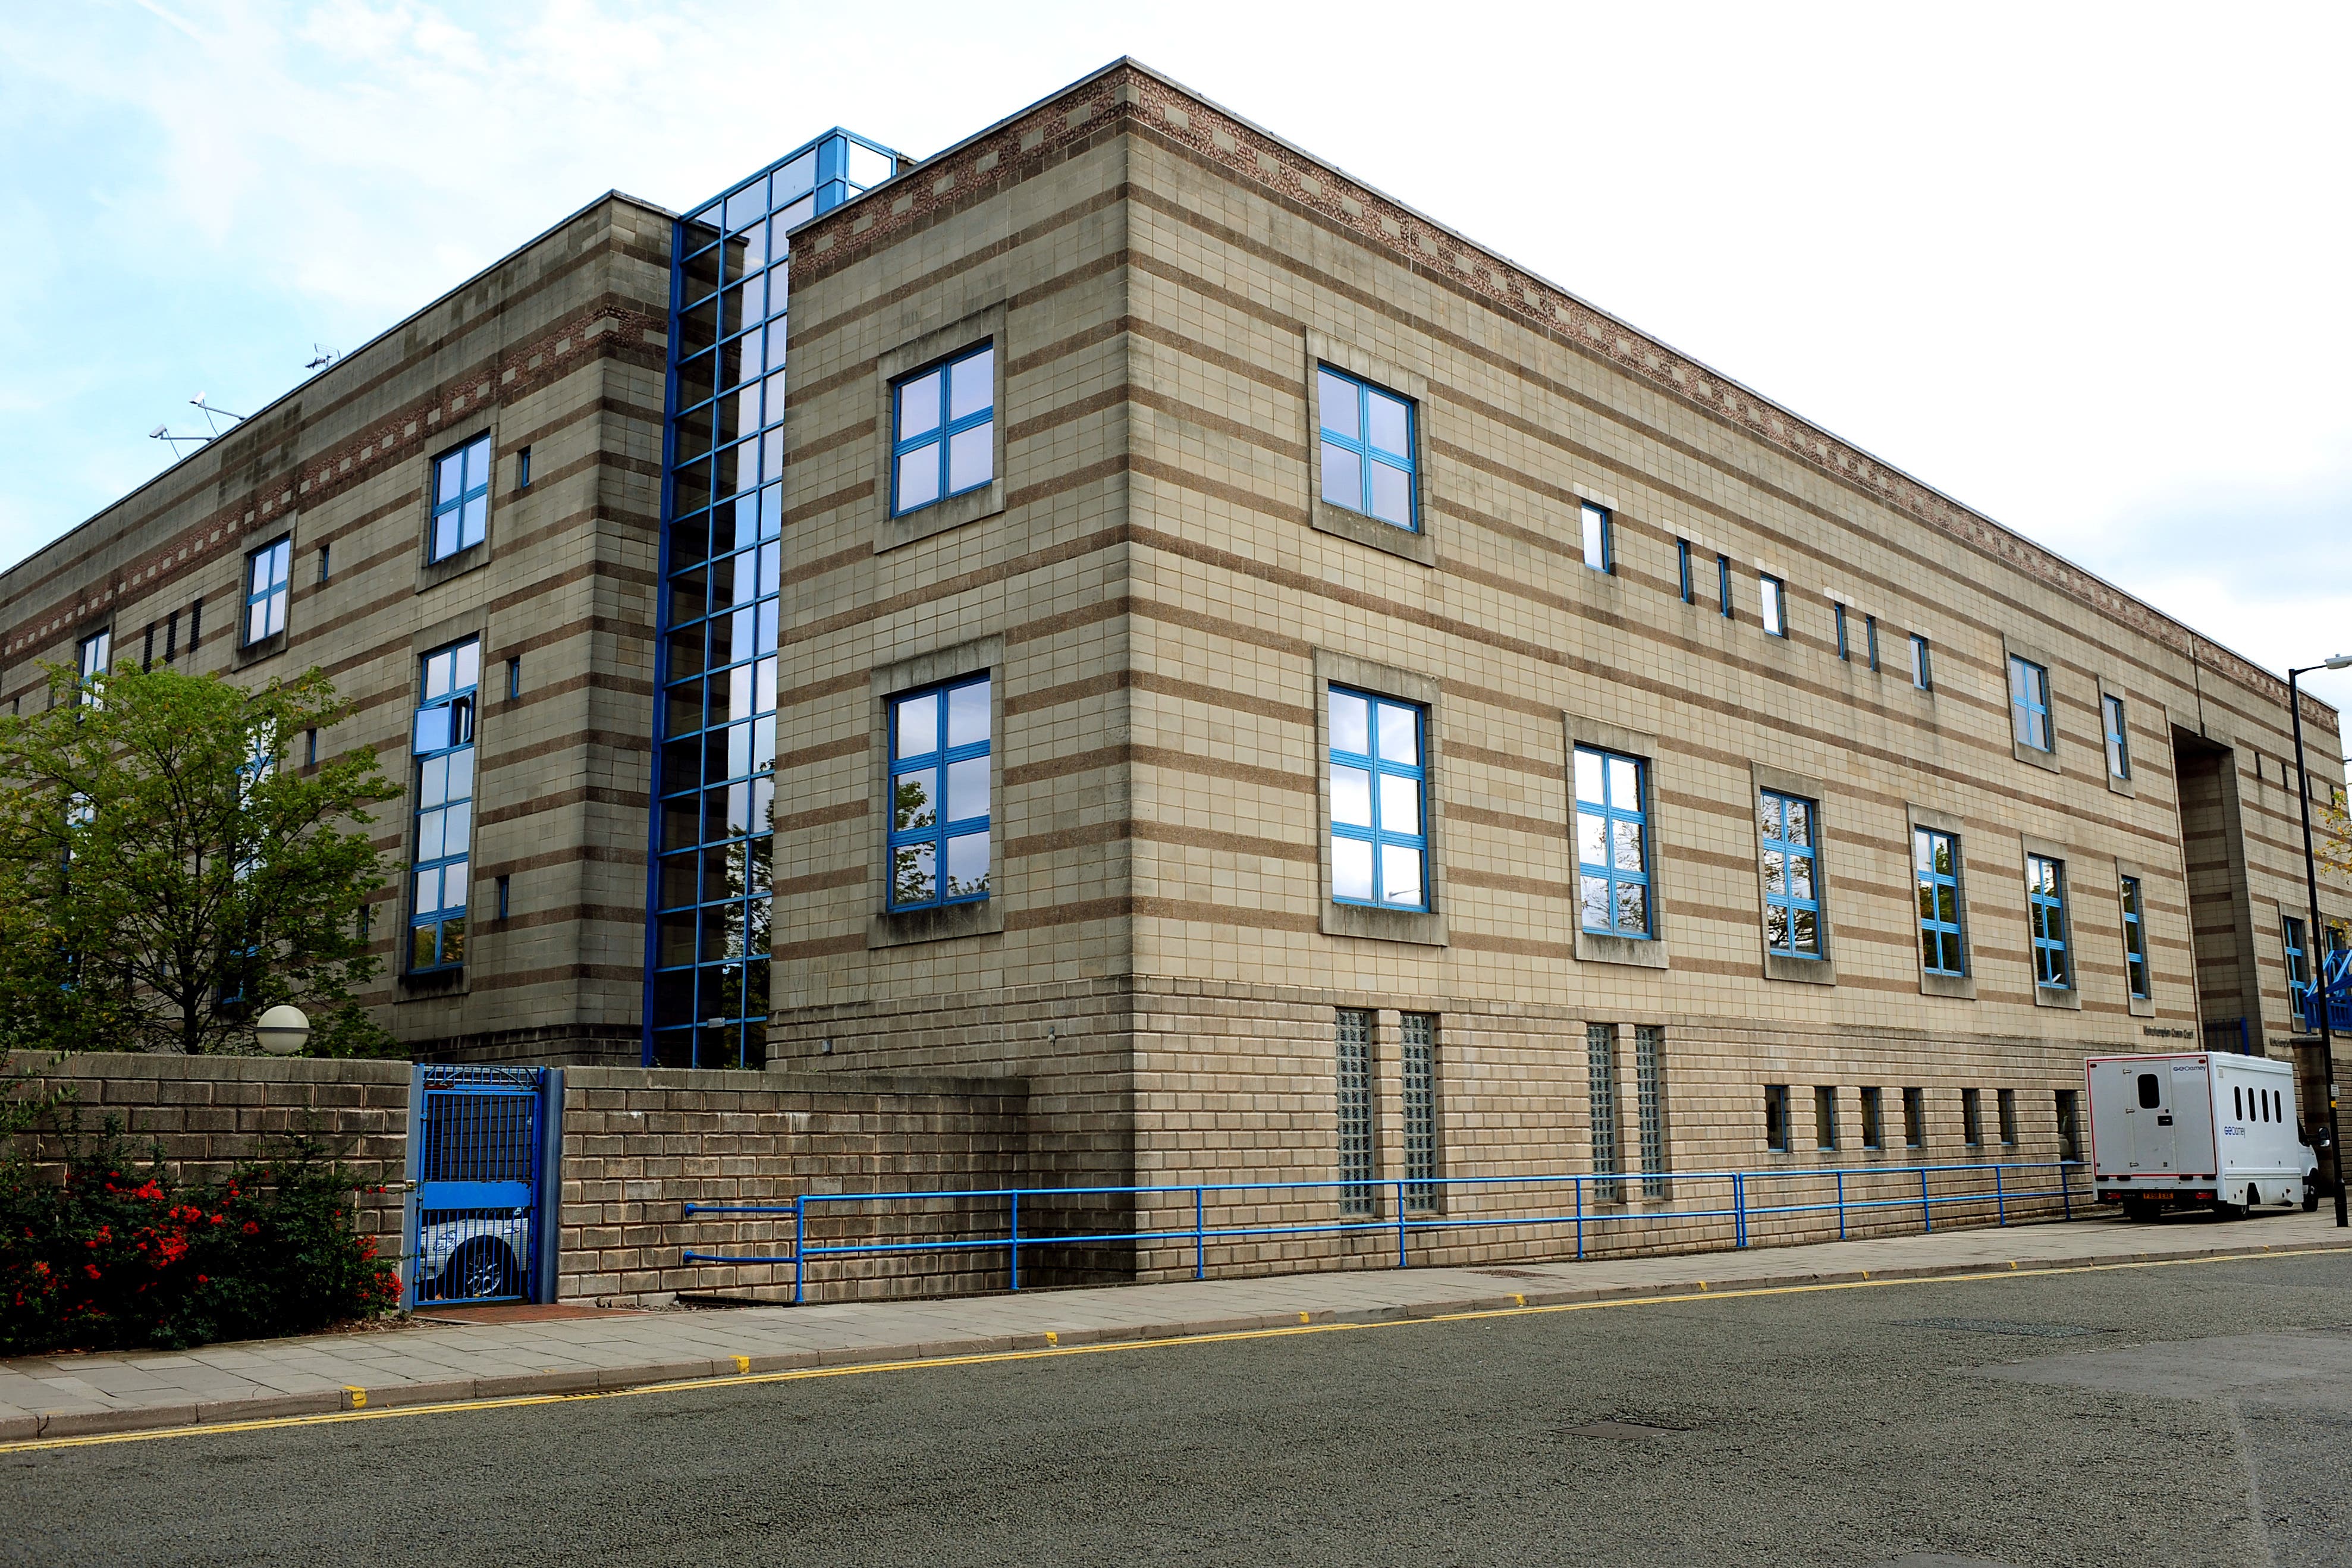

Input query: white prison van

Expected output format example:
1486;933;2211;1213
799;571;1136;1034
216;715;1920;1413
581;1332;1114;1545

2087;1052;2318;1218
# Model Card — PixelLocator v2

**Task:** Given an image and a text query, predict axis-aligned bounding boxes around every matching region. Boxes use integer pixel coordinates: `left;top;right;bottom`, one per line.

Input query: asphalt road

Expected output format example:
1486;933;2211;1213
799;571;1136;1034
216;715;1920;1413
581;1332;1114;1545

6;1250;2350;1567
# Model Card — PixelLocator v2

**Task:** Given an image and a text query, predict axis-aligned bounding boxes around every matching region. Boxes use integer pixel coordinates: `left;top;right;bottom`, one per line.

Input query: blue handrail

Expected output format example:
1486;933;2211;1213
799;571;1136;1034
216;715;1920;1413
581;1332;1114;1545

679;1158;2083;1306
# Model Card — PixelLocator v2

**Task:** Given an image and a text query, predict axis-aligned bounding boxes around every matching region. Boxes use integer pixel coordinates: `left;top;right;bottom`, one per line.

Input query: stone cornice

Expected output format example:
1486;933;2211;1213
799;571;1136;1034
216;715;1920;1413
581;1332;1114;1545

796;59;2333;732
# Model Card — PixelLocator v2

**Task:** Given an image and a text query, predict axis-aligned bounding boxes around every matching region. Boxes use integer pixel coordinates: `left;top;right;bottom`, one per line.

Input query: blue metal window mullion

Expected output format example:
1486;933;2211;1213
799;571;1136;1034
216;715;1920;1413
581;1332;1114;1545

1317;369;1417;530
1329;691;1426;913
1760;790;1819;958
2028;856;2069;987
1577;747;1650;938
1917;829;1963;976
887;675;990;912
2122;876;2149;998
890;352;992;514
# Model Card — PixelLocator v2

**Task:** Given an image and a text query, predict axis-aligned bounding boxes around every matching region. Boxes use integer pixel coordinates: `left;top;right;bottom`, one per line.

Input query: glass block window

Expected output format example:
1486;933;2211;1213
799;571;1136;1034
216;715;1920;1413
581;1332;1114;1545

1328;687;1427;911
1910;634;1932;691
1914;828;1965;976
1757;789;1822;959
891;343;994;516
2285;914;2312;1021
1317;365;1416;532
243;536;290;645
1575;747;1650;938
1676;540;1694;603
2027;853;2071;989
1580;502;1611;572
1764;1083;1790;1153
1337;1008;1374;1217
409;639;479;972
2103;693;2131;780
431;435;491;561
76;629;109;706
1962;1086;1984;1146
1588;1023;1621;1202
2121;874;2150;998
887;674;991;910
1401;1013;1438;1212
1634;1025;1668;1199
1760;574;1785;636
2009;655;2052;752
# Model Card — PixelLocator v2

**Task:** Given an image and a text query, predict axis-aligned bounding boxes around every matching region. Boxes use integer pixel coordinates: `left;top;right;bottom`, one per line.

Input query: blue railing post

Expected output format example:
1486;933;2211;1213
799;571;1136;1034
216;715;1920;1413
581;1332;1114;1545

1396;1182;1408;1269
1733;1173;1747;1249
792;1196;805;1306
1835;1170;1847;1240
1920;1167;1933;1232
1009;1190;1021;1292
1994;1164;2006;1226
1194;1186;1205;1280
2061;1162;2072;1220
1575;1176;1585;1260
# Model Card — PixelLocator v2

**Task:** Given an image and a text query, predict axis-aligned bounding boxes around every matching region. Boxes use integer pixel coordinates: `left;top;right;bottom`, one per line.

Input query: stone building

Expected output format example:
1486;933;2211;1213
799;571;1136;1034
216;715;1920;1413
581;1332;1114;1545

3;63;2344;1243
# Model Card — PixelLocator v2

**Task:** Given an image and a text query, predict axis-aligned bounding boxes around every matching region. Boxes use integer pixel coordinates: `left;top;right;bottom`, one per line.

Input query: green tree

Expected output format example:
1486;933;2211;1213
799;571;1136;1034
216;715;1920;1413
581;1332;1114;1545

0;664;398;1055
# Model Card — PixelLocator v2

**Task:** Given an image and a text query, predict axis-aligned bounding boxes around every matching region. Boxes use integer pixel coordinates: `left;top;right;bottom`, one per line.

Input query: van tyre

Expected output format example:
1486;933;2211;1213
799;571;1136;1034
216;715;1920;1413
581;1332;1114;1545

2305;1183;2322;1212
2122;1198;2158;1222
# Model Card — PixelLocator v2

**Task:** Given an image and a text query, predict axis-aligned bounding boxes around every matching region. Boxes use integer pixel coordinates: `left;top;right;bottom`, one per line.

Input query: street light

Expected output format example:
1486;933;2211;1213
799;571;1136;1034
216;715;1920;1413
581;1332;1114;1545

255;1004;312;1056
2288;653;2352;1228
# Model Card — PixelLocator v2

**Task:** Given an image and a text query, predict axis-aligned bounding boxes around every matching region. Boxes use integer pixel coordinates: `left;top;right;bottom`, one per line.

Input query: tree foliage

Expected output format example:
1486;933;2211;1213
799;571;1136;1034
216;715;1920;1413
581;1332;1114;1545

0;664;398;1055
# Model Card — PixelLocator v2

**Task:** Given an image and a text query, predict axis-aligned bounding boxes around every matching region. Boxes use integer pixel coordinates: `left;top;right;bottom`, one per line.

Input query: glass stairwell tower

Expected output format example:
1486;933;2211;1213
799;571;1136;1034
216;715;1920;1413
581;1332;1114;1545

646;130;901;1069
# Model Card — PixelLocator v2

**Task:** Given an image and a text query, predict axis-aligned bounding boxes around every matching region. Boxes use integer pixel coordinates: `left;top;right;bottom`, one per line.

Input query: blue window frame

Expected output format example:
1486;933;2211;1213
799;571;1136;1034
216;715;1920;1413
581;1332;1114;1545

1716;555;1733;618
1328;687;1427;910
243;536;290;646
1915;828;1965;976
1865;614;1880;671
1575;746;1650;937
409;639;479;972
1317;366;1417;532
1676;540;1694;604
1833;601;1849;660
1580;502;1612;573
2284;914;2312;1019
2010;655;2052;751
1910;634;1933;691
2026;852;2071;989
430;435;491;562
890;344;995;516
2121;874;2150;998
1758;789;1822;959
2103;693;2131;779
887;674;991;910
1760;574;1786;636
76;629;109;706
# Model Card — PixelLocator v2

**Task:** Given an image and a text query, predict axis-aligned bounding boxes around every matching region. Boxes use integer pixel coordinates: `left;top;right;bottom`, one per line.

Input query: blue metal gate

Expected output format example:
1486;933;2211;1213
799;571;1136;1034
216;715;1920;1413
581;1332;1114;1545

407;1066;558;1307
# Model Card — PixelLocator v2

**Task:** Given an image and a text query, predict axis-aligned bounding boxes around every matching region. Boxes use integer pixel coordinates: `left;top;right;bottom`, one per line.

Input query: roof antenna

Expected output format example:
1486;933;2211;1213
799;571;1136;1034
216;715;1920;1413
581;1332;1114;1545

189;394;247;436
306;344;341;373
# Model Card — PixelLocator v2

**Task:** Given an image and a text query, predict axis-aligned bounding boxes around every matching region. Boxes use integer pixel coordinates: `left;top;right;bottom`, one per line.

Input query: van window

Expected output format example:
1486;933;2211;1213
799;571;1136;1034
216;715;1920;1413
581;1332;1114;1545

2136;1073;2160;1109
2234;1086;2244;1121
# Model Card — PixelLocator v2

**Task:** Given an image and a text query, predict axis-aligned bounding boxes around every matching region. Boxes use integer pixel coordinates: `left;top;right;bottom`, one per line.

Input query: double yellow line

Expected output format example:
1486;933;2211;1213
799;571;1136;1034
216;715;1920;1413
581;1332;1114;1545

4;1242;2338;1456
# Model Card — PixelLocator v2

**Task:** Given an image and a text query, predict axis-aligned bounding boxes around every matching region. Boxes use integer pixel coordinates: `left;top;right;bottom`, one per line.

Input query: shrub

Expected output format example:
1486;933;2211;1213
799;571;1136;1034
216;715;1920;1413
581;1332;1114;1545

0;1117;399;1356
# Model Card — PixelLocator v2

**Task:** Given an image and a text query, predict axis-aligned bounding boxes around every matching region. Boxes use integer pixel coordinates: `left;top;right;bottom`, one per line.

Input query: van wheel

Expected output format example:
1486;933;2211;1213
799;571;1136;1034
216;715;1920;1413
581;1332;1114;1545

2215;1192;2247;1220
2122;1198;2156;1222
2304;1184;2322;1212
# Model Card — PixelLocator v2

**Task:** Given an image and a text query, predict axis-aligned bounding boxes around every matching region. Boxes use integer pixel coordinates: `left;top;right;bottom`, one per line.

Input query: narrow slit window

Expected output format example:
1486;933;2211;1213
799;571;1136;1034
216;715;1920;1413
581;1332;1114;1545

1588;1023;1621;1202
1317;364;1418;532
1676;540;1694;604
1635;1025;1668;1199
2104;693;2131;779
1860;1086;1884;1151
1401;1013;1438;1212
1903;1087;1926;1149
1814;1086;1838;1151
1764;1083;1790;1154
517;445;533;491
1759;574;1785;636
1910;634;1932;691
1997;1088;2018;1146
890;342;994;516
1327;687;1428;912
1337;1009;1375;1216
1580;502;1612;573
1833;601;1849;661
2056;1090;2081;1162
1864;615;1880;672
1962;1086;1984;1147
1717;555;1734;618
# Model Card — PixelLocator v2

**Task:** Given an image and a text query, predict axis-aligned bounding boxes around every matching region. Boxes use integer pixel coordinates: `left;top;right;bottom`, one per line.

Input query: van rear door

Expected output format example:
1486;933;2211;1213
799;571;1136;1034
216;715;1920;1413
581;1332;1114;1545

2124;1061;2175;1174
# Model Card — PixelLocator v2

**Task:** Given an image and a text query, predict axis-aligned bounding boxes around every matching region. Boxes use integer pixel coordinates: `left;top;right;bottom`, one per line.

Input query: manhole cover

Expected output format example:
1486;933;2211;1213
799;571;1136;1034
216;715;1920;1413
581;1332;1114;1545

1899;1317;2102;1338
1557;1420;1690;1440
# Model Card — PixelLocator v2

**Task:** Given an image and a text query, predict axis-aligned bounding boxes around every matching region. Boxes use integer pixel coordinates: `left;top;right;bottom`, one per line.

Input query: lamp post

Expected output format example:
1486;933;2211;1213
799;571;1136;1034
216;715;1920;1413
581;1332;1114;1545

2288;655;2352;1227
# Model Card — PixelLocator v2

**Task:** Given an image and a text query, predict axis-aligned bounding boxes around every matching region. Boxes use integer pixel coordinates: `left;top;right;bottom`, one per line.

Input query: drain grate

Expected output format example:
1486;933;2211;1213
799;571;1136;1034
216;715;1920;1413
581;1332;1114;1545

1558;1420;1691;1440
1899;1316;2103;1338
1475;1268;1559;1280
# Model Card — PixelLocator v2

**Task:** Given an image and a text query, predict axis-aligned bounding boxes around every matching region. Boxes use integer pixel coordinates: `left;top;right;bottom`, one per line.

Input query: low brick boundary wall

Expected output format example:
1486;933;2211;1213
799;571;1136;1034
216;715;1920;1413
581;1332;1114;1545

555;1067;1032;1306
2;1051;412;1252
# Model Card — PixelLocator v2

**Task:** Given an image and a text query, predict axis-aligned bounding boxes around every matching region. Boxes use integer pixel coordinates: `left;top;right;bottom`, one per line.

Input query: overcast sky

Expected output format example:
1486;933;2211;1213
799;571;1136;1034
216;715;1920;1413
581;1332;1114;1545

5;1;2347;715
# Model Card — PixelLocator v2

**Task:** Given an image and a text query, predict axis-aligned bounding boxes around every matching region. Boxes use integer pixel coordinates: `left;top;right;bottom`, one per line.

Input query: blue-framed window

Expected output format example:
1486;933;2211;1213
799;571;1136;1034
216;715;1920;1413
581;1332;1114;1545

1757;789;1822;959
1759;574;1786;636
409;639;479;972
1833;601;1849;660
2009;655;2052;751
1328;687;1427;910
243;536;290;646
888;674;991;910
1915;828;1965;976
1676;539;1694;603
2026;852;2071;989
1317;366;1416;532
1716;555;1734;618
430;435;491;562
1580;502;1612;573
2284;914;2312;1020
1865;614;1880;671
76;629;109;707
2121;874;2150;998
1910;634;1932;691
1575;746;1651;938
890;343;994;516
2103;693;2131;780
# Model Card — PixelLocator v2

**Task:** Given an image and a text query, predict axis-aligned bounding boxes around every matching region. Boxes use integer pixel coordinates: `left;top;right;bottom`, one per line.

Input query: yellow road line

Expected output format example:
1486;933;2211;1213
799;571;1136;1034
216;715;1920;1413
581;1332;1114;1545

4;1242;2341;1457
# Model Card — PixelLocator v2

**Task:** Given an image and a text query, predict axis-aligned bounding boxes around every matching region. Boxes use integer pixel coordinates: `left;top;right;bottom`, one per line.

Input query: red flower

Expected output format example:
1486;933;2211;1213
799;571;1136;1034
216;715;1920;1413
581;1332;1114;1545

241;1221;259;1236
83;1264;99;1280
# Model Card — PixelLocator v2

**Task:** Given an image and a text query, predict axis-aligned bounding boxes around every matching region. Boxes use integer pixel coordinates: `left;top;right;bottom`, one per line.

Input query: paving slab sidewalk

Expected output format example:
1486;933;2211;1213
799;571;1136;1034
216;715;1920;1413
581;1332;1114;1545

5;1209;2343;1443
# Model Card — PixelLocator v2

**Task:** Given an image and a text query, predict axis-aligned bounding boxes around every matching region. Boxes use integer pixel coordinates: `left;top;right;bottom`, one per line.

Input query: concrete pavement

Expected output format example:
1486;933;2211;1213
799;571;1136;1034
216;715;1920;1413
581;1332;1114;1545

4;1206;2344;1444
